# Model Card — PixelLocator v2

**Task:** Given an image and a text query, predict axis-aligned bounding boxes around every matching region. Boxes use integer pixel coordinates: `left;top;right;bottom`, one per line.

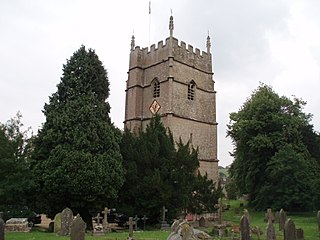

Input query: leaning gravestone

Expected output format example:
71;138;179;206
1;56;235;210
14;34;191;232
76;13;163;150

0;216;4;240
243;209;250;225
279;209;287;231
240;215;250;240
54;212;62;233
60;208;73;236
284;218;296;240
70;214;86;240
128;217;134;240
266;219;276;240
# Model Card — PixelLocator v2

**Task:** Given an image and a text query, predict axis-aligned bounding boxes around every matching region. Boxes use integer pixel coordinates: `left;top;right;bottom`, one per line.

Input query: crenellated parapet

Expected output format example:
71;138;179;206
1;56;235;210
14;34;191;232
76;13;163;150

129;37;212;73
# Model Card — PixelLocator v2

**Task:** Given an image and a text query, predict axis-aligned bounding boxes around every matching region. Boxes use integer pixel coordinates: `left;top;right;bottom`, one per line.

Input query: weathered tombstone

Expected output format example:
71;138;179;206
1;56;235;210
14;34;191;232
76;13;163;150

317;210;320;232
0;216;4;240
266;220;277;240
54;212;62;233
214;198;225;224
279;209;287;231
70;214;86;240
243;209;250;225
240;215;250;240
93;213;104;236
296;228;304;240
199;217;206;227
141;215;148;231
284;218;296;240
133;215;140;231
128;217;134;240
5;218;29;232
267;208;274;223
101;208;111;233
160;206;170;230
60;207;73;236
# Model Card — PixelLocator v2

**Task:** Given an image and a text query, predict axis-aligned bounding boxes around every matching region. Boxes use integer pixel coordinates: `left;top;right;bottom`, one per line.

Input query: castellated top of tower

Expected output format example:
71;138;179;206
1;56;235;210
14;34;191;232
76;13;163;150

129;16;212;74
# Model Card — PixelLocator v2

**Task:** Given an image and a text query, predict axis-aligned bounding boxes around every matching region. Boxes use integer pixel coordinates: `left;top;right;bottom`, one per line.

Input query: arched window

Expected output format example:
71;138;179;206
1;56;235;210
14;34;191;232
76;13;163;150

153;79;160;98
188;81;196;100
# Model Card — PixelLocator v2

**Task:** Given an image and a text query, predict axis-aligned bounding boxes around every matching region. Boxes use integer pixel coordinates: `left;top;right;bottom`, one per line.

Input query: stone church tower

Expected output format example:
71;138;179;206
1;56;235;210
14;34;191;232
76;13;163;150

124;16;218;183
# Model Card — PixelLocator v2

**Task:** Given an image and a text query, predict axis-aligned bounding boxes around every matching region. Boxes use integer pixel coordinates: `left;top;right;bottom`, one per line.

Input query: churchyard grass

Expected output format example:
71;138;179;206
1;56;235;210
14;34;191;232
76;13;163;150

5;229;170;240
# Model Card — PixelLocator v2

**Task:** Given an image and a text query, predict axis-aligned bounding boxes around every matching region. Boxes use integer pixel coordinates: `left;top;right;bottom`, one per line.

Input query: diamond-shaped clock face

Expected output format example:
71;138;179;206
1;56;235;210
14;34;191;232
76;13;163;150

149;100;161;115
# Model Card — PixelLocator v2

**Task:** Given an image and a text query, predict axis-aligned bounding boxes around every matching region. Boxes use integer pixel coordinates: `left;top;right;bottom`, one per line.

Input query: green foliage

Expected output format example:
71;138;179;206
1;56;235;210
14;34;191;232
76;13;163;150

0;112;33;207
228;84;320;211
30;46;124;224
118;115;220;222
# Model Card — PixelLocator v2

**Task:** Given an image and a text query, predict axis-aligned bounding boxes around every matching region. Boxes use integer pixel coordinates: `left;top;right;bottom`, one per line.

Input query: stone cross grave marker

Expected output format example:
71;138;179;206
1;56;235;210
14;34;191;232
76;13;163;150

162;206;168;223
60;207;73;236
133;215;140;231
214;198;225;224
128;217;134;239
0;216;4;240
93;213;104;236
70;214;86;240
317;210;320;232
240;214;250;240
284;218;296;240
279;209;287;231
266;219;276;240
54;212;62;234
141;215;148;231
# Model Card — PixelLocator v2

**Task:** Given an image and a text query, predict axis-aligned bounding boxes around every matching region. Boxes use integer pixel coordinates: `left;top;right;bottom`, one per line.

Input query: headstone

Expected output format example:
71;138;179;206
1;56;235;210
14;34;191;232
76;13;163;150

296;228;304;240
317;210;320;232
0;216;4;240
60;207;73;236
267;208;274;223
214;198;225;224
274;211;279;223
54;212;62;233
167;220;212;240
284;218;296;240
266;220;276;240
128;217;134;239
279;209;287;231
243;209;250;225
141;215;148;231
199;217;206;227
240;215;250;240
160;206;170;230
70;214;86;240
93;213;104;236
133;215;140;231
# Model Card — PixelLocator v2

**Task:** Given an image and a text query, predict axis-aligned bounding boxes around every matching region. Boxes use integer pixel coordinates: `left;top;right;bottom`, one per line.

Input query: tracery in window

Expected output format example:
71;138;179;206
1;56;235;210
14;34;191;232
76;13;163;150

153;79;160;98
188;81;196;100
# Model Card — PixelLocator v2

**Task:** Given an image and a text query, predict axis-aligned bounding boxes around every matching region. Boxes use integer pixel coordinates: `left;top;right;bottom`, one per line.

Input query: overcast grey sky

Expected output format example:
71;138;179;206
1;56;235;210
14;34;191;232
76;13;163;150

1;0;319;167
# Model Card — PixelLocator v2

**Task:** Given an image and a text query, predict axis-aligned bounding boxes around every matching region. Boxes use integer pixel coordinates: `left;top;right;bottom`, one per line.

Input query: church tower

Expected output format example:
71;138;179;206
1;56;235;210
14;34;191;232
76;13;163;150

124;16;218;183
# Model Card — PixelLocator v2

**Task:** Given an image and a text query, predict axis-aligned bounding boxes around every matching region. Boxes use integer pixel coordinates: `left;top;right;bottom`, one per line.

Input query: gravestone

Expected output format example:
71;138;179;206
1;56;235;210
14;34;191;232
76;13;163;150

243;209;250;225
317;210;320;232
160;206;170;230
240;215;250;240
70;214;86;240
101;207;110;233
0;216;4;240
93;213;104;236
266;220;276;240
284;218;296;240
133;215;140;231
128;217;134;240
279;209;287;231
214;198;225;224
199;217;206;227
167;220;212;240
5;218;29;232
296;228;304;240
54;212;62;233
60;207;73;236
141;215;148;231
267;208;274;223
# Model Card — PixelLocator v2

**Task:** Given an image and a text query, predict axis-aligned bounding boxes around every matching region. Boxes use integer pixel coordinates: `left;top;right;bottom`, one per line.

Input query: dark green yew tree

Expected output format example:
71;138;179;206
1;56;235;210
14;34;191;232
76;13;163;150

30;46;124;229
118;115;221;222
228;84;319;211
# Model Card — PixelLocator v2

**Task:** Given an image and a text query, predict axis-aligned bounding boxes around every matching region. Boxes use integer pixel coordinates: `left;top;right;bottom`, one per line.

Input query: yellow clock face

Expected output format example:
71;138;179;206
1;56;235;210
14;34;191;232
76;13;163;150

149;100;161;114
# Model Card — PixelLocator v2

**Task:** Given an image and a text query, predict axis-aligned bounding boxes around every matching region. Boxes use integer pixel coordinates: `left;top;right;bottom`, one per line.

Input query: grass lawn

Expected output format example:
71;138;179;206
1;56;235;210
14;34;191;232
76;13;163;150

5;229;171;240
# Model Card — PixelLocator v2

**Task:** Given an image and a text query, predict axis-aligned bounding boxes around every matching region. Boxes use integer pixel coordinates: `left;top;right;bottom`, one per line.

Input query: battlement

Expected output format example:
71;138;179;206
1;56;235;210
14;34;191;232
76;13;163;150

130;37;212;73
